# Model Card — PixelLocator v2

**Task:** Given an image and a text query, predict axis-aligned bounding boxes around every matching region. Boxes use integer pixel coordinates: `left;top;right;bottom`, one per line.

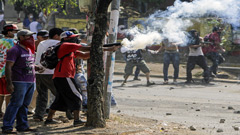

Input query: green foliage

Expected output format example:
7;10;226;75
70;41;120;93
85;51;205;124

8;0;78;14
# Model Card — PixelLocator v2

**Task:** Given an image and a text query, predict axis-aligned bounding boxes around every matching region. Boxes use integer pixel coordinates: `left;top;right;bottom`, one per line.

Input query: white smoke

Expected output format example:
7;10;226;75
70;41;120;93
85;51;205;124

121;27;162;49
121;0;240;49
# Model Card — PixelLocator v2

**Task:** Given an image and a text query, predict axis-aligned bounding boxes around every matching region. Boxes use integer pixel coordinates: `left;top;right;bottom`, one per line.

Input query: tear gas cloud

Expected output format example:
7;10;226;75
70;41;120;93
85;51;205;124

121;0;240;49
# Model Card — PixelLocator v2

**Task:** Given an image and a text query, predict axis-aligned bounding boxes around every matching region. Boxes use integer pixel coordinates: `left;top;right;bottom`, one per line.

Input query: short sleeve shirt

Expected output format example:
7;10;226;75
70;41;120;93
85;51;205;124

53;42;82;79
0;38;17;78
209;32;221;52
6;45;35;82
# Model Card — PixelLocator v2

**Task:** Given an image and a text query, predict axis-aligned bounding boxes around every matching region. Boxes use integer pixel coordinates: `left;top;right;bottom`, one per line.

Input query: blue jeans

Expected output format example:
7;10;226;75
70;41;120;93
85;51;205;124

206;52;225;75
74;73;87;106
163;52;180;81
2;82;35;131
134;66;140;79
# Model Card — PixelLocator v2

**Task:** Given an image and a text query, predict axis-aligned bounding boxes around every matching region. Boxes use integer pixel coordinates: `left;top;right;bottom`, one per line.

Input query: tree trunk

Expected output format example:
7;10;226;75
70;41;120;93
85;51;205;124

86;0;112;128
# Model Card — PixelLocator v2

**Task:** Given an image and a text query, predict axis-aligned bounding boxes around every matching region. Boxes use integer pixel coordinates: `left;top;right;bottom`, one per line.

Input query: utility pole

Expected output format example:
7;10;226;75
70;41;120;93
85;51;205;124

103;0;121;119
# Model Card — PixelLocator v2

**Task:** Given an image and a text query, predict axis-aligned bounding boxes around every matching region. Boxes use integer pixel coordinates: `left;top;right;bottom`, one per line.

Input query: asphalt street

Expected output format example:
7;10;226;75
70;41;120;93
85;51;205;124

111;75;240;135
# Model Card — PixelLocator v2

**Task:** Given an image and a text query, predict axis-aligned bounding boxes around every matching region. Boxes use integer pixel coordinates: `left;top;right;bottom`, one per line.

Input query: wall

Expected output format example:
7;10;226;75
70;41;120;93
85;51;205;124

55;18;86;31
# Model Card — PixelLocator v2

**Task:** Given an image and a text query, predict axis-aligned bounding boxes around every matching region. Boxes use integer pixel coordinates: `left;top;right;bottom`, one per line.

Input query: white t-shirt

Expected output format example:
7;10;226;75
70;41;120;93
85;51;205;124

189;46;204;56
35;39;60;74
29;21;39;39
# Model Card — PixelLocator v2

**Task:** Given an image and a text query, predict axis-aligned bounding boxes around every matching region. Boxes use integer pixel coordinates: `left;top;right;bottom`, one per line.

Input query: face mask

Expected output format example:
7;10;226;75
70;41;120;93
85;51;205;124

0;15;4;21
29;15;33;19
20;36;35;53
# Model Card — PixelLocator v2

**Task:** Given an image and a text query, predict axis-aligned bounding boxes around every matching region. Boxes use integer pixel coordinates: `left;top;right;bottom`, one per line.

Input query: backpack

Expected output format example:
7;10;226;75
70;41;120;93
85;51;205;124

40;43;71;69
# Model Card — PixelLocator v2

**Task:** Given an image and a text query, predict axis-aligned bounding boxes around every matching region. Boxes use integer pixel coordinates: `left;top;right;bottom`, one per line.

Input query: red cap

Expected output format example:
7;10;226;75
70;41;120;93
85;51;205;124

3;24;19;31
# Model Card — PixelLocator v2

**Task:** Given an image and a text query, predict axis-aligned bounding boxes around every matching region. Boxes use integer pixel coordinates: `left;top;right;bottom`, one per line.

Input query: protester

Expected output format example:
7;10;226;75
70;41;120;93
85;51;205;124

152;38;181;84
0;10;6;35
68;28;87;112
204;26;225;77
27;30;49;115
23;13;35;29
121;46;155;86
0;24;19;119
44;31;120;127
2;29;44;134
122;34;141;81
186;29;210;84
33;28;63;122
29;17;43;39
35;30;49;51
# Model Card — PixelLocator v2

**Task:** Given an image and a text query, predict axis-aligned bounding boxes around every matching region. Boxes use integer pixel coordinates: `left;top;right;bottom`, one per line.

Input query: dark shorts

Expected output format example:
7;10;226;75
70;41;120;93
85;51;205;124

51;77;82;111
125;60;150;76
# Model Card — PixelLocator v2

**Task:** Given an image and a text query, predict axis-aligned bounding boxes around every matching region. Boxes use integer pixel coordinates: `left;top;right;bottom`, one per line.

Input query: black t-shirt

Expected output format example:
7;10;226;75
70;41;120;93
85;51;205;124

125;49;143;62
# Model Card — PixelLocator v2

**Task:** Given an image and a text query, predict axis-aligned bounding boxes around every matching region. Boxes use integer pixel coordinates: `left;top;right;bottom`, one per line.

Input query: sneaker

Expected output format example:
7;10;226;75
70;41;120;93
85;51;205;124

173;79;177;84
27;111;34;115
210;74;216;78
147;81;155;86
44;119;62;125
163;80;168;84
33;116;44;122
121;82;126;86
2;129;17;134
185;81;191;84
17;128;37;132
202;79;210;84
185;80;194;84
73;120;85;127
133;77;141;81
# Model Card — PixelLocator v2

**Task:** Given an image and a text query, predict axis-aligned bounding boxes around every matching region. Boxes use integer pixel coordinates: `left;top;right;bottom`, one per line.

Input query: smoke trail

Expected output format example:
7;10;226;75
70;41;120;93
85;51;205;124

121;0;240;49
121;27;162;49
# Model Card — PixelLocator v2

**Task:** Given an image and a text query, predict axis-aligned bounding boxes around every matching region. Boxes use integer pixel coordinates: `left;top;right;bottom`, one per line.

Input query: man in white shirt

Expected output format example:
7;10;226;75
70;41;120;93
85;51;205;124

33;28;63;121
186;29;210;84
29;17;43;39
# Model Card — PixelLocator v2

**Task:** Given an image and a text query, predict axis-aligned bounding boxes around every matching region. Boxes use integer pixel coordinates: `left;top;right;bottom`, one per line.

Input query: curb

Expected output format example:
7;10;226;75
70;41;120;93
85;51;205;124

114;72;239;84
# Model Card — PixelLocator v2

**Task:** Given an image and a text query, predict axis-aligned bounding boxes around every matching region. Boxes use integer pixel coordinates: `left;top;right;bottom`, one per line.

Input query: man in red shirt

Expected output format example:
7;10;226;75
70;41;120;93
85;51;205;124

205;27;225;77
44;31;120;127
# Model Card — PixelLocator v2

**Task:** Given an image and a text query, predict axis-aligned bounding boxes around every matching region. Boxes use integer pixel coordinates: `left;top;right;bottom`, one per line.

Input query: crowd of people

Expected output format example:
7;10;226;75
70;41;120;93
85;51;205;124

122;26;225;85
0;12;225;133
0;23;120;133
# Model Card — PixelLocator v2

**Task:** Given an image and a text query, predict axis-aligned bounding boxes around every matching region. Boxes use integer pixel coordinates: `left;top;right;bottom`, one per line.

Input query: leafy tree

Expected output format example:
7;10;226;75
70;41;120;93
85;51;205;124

9;0;77;28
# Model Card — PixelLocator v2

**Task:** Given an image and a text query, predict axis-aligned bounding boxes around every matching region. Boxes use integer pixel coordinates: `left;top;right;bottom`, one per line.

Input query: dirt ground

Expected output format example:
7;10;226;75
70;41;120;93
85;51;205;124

3;20;237;134
0;112;205;135
0;61;214;135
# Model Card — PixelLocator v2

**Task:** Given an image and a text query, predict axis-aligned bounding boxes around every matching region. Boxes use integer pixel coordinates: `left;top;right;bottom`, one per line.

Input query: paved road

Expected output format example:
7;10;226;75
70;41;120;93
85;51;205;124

111;75;240;135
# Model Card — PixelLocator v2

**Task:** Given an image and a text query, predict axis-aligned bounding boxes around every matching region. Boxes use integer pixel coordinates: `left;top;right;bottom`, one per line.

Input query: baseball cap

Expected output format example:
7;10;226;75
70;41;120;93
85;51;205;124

17;29;36;38
60;31;79;39
3;24;19;31
37;30;49;37
68;28;79;34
